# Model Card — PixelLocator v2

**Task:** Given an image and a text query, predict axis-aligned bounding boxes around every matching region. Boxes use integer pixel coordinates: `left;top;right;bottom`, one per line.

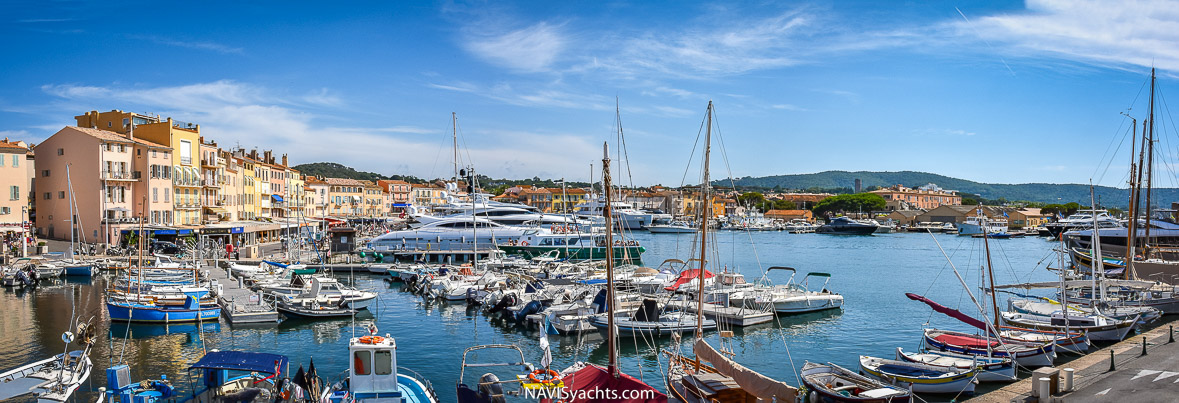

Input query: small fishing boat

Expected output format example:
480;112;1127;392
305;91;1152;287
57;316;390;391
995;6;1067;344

858;355;977;395
799;362;911;402
1000;311;1138;342
589;298;715;337
895;347;1015;382
999;326;1091;354
923;328;1055;367
106;295;220;323
320;327;439;403
456;345;550;403
183;351;289;402
100;364;176;402
0;323;95;402
276;296;357;318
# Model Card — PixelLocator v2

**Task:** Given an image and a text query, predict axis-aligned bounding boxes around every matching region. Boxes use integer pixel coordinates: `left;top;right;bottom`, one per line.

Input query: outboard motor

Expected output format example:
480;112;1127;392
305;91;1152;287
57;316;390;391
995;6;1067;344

591;289;608;314
477;373;506;403
487;293;518;314
514;300;544;322
466;288;481;306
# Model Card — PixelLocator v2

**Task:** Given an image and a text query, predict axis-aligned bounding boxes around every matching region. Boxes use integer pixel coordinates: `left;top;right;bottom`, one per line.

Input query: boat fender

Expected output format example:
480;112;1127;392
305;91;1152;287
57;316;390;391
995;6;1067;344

528;369;560;384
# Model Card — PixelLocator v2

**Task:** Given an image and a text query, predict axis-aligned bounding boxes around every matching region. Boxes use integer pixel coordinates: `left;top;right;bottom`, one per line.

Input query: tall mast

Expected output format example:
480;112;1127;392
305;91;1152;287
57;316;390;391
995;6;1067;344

980;206;1000;331
602;142;619;378
1143;68;1156;261
66;165;75;261
1124;115;1138;278
695;101;713;372
452;112;459;185
1090;185;1106;304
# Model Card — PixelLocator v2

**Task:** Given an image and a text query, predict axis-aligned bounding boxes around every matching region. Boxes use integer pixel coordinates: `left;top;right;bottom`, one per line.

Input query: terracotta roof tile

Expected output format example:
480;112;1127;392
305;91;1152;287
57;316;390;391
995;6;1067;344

63;126;134;143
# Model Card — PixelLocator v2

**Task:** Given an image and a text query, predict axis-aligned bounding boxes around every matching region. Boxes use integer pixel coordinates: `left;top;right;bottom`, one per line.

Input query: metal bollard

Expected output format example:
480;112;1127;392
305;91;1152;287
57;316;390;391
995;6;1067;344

1171;325;1175;343
1038;378;1051;403
1143;336;1148;356
1109;350;1116;371
1063;368;1074;392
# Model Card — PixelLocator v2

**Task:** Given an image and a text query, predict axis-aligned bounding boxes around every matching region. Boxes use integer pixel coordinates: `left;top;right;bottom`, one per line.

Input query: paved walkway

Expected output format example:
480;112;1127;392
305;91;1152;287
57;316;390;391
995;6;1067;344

967;321;1179;402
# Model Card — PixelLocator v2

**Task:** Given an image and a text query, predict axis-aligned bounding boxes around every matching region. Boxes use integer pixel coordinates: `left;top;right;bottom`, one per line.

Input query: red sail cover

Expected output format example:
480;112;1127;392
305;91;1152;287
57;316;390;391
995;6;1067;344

905;293;989;332
556;364;668;403
665;269;715;291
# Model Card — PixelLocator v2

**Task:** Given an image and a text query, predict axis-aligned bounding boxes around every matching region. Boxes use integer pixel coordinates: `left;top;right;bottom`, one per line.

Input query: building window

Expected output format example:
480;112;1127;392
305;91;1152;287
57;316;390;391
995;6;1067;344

58;191;65;199
152;149;157;158
42;169;49;177
11;155;17;167
57;148;63;155
43;192;50;200
9;186;18;201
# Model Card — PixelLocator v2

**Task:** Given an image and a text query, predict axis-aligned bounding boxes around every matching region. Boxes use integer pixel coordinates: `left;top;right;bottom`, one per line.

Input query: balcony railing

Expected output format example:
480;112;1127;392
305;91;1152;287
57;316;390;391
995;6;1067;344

180;156;192;165
101;170;132;180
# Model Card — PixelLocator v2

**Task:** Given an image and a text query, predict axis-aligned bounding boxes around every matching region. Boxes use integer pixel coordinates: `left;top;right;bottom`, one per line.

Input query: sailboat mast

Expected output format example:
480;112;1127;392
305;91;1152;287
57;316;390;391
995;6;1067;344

602;142;619;378
452;112;459;184
980;207;1000;330
1143;68;1156;259
695;101;713;372
1090;186;1106;303
1124;116;1138;279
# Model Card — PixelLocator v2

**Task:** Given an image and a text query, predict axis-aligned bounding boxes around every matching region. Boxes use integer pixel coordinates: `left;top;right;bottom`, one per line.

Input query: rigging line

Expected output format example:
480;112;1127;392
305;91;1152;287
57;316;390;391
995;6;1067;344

1094;118;1135;185
679;111;709;188
1155;85;1179;187
712;106;767;273
614;104;636;189
920;231;971;298
426;116;453;182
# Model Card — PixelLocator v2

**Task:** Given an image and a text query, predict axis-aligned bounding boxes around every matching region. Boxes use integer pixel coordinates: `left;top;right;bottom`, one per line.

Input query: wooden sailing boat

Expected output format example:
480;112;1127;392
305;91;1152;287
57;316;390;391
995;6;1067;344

664;102;800;402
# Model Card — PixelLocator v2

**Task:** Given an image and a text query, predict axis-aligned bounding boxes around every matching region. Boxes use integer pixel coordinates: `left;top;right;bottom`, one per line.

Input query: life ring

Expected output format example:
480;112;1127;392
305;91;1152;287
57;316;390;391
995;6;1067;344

528;368;560;384
521;241;530;246
359;335;384;344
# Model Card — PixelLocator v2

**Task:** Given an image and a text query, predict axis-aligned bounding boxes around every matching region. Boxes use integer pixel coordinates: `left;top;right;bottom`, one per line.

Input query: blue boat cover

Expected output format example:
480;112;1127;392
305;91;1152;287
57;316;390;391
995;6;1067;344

262;260;289;268
188;351;288;374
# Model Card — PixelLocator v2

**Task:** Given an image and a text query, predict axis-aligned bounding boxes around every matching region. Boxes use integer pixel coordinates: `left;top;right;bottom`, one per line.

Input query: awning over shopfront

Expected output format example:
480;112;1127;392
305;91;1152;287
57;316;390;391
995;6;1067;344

271;194;284;203
204;206;229;214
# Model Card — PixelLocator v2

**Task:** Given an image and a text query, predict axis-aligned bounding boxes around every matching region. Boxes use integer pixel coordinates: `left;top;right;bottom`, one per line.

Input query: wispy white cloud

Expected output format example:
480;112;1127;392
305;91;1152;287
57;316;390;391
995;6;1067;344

955;0;1179;72
914;128;977;137
463;22;566;73
127;35;244;55
770;104;806;111
0;129;33;141
429;81;611;111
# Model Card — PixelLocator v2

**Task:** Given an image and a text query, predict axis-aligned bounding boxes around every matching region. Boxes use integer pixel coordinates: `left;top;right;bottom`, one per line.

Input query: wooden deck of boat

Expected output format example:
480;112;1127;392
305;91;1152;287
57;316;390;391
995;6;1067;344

666;300;775;327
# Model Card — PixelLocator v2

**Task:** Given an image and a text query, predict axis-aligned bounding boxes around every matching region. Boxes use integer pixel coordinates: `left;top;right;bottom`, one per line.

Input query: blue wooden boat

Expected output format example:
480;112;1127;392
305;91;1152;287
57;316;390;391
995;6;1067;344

61;263;95;277
106;296;220;323
102;364;176;402
185;351;288;402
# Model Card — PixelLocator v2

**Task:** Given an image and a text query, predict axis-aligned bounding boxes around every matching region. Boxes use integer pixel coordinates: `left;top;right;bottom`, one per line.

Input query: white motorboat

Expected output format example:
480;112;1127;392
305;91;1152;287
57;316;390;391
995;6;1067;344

573;198;657;230
646;220;696;233
957;215;1009;236
729;267;844;314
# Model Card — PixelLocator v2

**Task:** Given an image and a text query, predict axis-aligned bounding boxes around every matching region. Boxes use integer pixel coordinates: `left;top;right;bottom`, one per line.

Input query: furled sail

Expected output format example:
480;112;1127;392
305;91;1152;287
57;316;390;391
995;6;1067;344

905;293;988;331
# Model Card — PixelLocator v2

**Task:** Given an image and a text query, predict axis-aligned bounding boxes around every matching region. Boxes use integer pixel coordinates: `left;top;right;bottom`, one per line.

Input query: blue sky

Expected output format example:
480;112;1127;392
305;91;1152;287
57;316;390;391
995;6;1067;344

3;1;1178;189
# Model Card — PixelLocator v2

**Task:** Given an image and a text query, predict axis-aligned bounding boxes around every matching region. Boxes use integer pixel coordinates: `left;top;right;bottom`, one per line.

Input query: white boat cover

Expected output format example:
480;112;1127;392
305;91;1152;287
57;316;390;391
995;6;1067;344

694;339;797;401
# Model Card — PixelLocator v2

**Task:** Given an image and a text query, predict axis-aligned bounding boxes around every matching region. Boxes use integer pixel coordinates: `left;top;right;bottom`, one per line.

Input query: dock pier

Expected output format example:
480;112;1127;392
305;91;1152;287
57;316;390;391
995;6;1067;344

207;264;279;324
967;321;1179;402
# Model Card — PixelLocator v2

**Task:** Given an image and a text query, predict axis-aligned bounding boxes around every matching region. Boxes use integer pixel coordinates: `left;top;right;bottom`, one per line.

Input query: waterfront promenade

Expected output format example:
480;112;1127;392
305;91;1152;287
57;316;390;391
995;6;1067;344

969;320;1179;402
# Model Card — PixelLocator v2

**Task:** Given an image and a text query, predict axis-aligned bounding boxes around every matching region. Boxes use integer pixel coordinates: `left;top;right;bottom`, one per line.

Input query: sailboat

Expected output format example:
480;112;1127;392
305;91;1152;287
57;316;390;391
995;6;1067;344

0;317;96;402
106;198;220;323
550;137;667;401
909;216;1056;368
664;102;804;402
56;166;95;277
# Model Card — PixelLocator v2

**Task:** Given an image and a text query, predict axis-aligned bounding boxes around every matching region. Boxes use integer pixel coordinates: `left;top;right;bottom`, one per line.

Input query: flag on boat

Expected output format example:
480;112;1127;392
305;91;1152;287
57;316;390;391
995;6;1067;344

539;331;553;369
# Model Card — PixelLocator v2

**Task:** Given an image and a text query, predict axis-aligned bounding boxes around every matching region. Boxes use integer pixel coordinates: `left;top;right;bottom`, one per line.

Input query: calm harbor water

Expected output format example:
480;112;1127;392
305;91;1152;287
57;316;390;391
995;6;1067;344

1;231;1070;402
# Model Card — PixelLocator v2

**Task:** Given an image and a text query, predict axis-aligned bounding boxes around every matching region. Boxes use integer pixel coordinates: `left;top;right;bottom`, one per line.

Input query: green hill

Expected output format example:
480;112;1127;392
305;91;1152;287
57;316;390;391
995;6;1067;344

292;162;425;183
721;170;1177;208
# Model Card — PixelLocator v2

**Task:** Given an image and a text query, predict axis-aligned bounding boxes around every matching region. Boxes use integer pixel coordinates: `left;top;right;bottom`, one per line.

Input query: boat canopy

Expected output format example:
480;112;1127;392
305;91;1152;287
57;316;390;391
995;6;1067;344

188;351;288;374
